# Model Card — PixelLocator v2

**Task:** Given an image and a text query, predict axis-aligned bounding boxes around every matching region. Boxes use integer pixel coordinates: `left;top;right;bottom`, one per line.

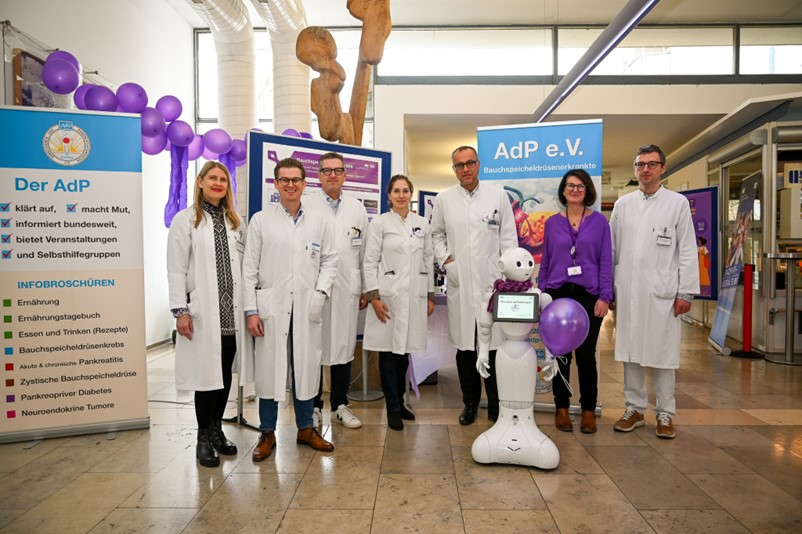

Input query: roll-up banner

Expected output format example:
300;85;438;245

0;107;149;443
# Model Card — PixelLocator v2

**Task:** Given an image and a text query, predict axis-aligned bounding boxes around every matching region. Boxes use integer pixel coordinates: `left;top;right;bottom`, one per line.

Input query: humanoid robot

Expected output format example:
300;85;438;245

474;247;560;469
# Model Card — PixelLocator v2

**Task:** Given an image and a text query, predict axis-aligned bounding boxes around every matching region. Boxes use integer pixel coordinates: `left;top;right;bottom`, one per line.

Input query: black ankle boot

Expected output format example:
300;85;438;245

197;429;220;467
208;421;237;455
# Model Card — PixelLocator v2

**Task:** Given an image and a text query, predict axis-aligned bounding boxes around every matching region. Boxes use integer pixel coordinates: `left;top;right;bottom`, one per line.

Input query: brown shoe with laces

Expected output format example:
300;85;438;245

296;427;335;452
580;410;597;434
252;431;276;462
555;407;573;432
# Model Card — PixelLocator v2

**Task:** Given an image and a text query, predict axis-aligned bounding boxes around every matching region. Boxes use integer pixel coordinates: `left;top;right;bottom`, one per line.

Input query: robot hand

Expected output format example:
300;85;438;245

476;350;491;379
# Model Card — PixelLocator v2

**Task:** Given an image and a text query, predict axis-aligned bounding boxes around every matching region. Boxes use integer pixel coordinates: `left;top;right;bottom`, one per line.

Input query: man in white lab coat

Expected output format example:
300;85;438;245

243;158;339;461
610;144;699;439
431;146;518;425
308;152;369;429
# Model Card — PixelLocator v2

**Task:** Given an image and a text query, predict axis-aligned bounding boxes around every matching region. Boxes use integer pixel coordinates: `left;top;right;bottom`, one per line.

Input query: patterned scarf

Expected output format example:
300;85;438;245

487;278;533;312
202;202;235;336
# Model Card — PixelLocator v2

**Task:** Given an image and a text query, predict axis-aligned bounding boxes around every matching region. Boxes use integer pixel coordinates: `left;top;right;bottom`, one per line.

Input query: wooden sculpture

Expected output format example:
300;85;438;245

296;1;391;146
296;27;355;145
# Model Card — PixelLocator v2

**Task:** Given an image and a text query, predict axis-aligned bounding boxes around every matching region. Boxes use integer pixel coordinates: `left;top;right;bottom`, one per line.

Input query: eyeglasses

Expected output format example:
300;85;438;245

565;183;586;191
320;167;345;176
634;161;663;170
276;177;304;185
452;160;478;172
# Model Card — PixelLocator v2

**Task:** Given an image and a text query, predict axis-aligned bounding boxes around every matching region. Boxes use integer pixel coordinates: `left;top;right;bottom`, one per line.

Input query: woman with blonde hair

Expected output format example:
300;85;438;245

167;161;250;467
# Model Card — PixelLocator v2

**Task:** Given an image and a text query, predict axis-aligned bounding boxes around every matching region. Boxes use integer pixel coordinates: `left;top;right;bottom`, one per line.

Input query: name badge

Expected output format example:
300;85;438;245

235;241;245;253
657;235;672;247
308;242;321;259
567;265;582;277
351;237;363;247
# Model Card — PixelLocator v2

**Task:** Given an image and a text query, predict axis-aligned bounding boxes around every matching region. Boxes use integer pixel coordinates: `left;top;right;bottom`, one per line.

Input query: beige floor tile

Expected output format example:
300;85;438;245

750;425;802;457
87;507;198;534
585;445;719;510
689;474;802;533
641;509;750;534
373;474;464;533
535;474;654;533
689;425;777;447
743;408;802;425
381;424;454;474
643;429;756;475
289;445;383;509
722;445;802;500
462;510;559;533
328;421;386;447
447;423;491;447
538;426;606;475
88;425;197;473
119;447;238;509
183;473;302;533
277;509;373;533
0;510;27;529
0;437;71;473
675;408;767;426
453;446;546;510
146;407;198;425
1;472;149;533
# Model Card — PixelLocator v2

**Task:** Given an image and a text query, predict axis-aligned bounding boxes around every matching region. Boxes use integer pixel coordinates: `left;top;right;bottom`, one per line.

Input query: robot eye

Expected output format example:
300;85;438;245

516;261;521;267
529;260;533;267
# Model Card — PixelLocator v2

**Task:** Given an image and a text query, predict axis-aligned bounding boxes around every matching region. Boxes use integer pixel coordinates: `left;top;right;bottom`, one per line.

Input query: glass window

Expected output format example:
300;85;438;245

559;27;733;75
378;28;553;76
740;26;802;74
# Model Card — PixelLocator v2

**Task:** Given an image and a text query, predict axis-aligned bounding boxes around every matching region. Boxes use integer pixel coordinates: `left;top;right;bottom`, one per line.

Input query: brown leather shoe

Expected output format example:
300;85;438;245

580;410;597;434
296;427;335;452
252;431;276;462
555;407;573;432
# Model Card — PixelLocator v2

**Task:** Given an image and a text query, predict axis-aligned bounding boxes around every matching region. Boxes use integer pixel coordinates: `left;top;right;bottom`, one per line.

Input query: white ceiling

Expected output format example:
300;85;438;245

168;0;802;196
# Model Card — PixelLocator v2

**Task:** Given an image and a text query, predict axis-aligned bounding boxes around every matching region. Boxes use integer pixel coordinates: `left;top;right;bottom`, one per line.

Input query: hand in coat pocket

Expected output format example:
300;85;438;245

309;290;326;323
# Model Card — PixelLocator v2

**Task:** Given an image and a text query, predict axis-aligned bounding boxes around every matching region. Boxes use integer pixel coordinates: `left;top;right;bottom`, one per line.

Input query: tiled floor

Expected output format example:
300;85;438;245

2;317;802;533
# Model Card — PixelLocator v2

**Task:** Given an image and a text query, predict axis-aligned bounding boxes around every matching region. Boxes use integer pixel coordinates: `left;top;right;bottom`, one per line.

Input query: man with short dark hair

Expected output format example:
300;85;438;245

243;158;338;461
609;144;699;439
309;151;368;429
430;146;518;425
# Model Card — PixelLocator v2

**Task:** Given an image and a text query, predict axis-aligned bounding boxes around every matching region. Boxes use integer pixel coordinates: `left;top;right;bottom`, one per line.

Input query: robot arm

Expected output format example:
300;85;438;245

476;291;495;379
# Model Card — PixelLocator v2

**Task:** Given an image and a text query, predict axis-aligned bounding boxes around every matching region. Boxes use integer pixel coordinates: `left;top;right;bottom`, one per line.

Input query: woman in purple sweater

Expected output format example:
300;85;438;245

537;168;612;434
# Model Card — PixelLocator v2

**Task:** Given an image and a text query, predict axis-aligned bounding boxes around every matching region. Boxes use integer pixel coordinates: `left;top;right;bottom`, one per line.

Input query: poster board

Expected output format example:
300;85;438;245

680;186;719;301
0;106;149;443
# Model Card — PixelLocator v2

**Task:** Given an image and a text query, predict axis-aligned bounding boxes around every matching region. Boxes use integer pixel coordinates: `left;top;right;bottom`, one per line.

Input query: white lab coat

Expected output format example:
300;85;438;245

610;187;699;368
306;190;368;365
241;203;338;401
166;206;252;391
430;182;518;350
363;211;434;354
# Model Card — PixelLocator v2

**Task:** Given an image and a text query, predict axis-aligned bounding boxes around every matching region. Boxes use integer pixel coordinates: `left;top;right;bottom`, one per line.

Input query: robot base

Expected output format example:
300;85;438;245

471;404;559;470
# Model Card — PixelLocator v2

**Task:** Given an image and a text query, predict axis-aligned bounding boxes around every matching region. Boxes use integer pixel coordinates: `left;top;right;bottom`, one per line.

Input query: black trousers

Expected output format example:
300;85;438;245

456;326;498;415
379;352;409;414
545;284;604;412
314;361;353;411
194;335;236;428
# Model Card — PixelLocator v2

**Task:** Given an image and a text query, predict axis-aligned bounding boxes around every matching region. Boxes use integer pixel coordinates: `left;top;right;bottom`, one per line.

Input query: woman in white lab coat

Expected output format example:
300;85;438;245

364;175;435;430
167;161;249;468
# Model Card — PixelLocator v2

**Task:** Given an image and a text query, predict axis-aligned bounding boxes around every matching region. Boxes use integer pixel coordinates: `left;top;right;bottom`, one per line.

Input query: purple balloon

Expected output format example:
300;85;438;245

141;107;166;138
116;82;148;113
142;131;167;155
282;128;301;138
243;128;263;141
229;139;247;162
48;50;80;72
204;128;232;154
155;95;182;122
41;58;80;94
163;139;172;152
538;298;590;356
84;85;117;111
73;83;95;109
166;120;194;147
187;134;205;161
202;145;218;161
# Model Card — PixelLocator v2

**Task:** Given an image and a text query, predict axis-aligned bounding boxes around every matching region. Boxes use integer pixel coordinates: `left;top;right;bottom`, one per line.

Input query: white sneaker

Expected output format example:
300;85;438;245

335;405;362;429
313;407;322;428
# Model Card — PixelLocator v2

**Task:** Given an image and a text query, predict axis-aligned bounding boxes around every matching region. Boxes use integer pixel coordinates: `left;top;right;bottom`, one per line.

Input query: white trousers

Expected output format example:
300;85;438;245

623;362;676;417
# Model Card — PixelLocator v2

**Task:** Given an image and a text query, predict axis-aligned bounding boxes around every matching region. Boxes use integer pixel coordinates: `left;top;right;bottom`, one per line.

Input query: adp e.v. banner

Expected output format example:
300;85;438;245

477;119;602;393
0;106;149;443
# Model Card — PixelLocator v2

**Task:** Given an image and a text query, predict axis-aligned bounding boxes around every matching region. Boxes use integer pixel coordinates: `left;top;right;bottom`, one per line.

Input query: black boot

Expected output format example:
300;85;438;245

197;429;220;467
208;420;237;455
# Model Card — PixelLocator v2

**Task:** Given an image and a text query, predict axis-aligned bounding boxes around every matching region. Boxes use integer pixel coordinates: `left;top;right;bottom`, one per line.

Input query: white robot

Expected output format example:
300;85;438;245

473;247;560;470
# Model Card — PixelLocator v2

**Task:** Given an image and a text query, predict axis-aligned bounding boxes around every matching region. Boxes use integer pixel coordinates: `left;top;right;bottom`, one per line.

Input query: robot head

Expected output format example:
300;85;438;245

498;247;535;282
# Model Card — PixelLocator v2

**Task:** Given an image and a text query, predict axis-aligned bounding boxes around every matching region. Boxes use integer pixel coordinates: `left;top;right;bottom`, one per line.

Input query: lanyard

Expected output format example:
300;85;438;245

565;208;586;265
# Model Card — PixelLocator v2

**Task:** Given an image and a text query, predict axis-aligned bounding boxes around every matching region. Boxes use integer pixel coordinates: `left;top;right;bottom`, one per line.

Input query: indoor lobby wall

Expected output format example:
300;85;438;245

1;0;195;345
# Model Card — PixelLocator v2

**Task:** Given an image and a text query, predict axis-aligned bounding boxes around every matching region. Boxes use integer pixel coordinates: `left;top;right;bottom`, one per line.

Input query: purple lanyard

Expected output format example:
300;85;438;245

565;209;586;265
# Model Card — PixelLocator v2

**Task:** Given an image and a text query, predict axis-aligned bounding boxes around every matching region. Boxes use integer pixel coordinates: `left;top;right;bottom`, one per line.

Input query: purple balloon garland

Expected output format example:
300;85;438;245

165;145;189;227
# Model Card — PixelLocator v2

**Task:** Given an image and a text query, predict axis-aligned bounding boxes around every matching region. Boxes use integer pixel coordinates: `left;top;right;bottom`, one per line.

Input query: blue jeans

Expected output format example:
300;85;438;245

258;313;315;431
